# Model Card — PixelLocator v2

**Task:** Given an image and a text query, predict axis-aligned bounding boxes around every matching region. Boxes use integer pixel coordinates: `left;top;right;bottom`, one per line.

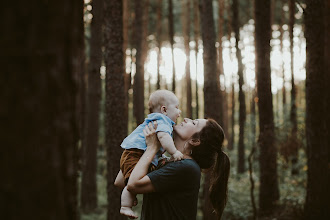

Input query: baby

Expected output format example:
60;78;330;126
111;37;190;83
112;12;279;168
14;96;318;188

114;90;183;219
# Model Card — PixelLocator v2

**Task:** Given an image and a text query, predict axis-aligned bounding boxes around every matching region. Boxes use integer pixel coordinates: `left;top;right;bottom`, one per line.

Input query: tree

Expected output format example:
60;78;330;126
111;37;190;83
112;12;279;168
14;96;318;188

233;0;246;173
81;0;103;211
169;0;176;92
156;0;163;90
182;0;192;118
193;0;200;119
200;0;222;219
254;0;279;214
226;0;235;151
1;0;82;219
288;0;298;175
103;0;127;219
304;0;330;218
279;0;286;105
133;0;145;125
218;0;228;136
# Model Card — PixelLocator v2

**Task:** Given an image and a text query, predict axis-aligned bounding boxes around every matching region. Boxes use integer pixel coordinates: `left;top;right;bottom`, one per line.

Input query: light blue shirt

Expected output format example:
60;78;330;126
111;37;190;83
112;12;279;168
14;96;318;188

121;113;175;166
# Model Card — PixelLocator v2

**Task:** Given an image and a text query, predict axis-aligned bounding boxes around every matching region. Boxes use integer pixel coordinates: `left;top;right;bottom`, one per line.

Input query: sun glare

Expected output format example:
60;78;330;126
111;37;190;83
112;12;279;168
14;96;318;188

130;23;305;95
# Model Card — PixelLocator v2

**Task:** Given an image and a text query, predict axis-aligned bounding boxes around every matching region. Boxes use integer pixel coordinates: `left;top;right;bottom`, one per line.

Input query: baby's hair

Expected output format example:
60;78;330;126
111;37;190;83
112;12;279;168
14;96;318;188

148;90;176;113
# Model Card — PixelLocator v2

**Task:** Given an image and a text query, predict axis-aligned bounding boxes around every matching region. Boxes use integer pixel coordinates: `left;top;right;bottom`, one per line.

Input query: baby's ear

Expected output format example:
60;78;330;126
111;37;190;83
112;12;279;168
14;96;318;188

188;138;200;146
160;105;167;115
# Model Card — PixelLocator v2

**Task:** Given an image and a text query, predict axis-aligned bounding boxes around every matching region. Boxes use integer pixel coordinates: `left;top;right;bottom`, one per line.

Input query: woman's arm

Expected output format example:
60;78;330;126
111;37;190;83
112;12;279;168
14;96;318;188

126;122;160;194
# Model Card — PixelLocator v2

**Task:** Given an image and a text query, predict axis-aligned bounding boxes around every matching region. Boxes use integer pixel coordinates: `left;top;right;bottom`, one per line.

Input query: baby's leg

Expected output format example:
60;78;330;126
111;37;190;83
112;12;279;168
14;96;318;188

120;186;138;219
114;170;125;189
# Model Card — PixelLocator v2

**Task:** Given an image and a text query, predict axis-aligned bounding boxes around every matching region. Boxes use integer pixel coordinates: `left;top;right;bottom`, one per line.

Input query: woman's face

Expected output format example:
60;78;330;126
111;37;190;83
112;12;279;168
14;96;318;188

173;118;207;140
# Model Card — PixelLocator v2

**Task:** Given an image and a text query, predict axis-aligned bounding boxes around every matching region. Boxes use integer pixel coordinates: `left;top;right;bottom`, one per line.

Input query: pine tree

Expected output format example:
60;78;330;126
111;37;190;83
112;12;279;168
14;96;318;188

81;0;103;211
200;0;221;219
254;0;279;214
233;0;246;173
1;1;82;219
304;0;330;218
104;0;127;219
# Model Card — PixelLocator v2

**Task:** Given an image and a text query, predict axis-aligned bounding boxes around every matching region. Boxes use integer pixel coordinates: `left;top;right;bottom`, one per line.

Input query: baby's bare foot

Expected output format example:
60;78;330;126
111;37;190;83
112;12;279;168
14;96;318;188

120;207;138;219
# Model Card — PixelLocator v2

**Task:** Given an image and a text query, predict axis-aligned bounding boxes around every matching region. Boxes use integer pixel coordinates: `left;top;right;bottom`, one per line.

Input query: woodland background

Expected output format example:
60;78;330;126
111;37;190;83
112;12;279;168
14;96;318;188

1;0;329;220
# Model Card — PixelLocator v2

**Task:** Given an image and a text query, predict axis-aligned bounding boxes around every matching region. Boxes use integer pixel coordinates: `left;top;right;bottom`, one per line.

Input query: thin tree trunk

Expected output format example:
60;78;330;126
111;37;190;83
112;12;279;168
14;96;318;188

304;0;330;218
183;0;192;118
194;0;200;119
200;0;221;219
279;0;286;108
1;1;82;219
254;0;279;214
233;0;246;173
289;0;298;175
169;0;176;93
81;0;103;211
227;0;234;151
104;0;127;219
133;0;145;124
123;0;130;126
156;0;163;90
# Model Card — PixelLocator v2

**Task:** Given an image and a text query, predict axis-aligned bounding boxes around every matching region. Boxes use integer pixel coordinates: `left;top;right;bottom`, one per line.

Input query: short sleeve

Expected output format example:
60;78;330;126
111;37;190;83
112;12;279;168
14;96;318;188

147;160;200;192
155;120;173;135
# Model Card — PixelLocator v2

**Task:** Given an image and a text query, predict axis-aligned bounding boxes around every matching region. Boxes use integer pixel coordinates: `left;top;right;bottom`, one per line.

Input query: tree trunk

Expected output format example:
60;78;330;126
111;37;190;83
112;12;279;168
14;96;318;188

1;1;82;219
156;0;163;90
304;0;330;218
169;0;176;93
279;0;286;108
183;0;192;118
200;0;221;219
226;0;234;151
288;0;298;175
194;0;200;119
81;0;103;211
233;0;246;173
123;0;130;125
103;1;127;219
254;0;279;214
133;0;145;124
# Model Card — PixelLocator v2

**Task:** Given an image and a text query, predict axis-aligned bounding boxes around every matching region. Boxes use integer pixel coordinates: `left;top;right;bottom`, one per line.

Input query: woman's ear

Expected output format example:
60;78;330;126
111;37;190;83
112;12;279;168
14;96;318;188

161;106;167;115
188;138;200;146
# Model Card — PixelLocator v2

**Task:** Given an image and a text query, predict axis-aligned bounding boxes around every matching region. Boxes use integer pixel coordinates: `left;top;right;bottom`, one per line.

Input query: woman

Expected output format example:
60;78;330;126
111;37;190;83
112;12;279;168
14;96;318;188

127;118;230;220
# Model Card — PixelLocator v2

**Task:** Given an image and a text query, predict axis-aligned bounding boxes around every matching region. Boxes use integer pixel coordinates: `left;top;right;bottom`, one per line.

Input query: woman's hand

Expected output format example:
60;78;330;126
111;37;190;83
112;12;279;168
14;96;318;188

143;121;161;152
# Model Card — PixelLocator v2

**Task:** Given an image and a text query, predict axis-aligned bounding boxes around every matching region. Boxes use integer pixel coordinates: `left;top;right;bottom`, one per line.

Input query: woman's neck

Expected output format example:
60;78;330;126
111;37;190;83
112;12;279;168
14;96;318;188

173;135;193;159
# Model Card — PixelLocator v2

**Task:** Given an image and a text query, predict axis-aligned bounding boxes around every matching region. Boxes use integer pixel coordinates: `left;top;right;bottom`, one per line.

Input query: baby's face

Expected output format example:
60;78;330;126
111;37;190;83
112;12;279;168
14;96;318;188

165;97;181;123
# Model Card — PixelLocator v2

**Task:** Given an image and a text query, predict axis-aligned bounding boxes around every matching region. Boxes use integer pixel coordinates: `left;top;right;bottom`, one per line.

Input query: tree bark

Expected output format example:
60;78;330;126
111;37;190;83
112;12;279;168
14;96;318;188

254;0;279;214
194;0;200;119
304;0;330;218
279;0;286;107
81;0;103;211
218;0;227;136
103;1;127;219
288;0;298;175
200;0;221;219
169;0;176;93
233;0;246;173
156;0;163;90
183;0;192;118
133;0;145;124
0;0;82;219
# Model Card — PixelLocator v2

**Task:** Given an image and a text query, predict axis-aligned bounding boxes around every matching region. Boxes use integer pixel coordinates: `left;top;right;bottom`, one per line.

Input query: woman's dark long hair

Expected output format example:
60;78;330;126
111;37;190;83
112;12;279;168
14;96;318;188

190;119;230;219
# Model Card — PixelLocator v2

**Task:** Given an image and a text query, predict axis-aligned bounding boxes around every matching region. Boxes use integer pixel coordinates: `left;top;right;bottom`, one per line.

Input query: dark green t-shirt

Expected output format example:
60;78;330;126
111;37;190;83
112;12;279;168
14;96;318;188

141;159;201;220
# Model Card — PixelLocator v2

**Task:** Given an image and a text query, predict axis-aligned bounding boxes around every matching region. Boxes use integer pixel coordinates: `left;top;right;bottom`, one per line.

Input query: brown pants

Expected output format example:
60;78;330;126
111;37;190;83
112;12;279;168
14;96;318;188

120;148;156;184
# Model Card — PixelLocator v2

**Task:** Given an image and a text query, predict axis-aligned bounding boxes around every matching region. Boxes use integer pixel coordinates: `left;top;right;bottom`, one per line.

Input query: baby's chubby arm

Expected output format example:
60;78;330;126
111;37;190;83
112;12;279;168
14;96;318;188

157;132;184;161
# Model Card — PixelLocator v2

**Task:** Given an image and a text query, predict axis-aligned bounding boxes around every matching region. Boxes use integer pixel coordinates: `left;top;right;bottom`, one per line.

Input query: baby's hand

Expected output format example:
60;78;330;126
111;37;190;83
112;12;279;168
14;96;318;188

171;150;184;161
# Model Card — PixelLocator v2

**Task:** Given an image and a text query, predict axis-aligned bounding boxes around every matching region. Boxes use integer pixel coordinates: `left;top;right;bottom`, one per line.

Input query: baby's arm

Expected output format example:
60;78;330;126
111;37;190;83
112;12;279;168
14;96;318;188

157;132;184;161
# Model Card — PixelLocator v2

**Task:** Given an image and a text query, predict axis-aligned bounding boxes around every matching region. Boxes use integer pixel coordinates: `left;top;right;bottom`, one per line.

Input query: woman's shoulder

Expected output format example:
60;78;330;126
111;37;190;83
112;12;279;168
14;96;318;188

165;159;200;174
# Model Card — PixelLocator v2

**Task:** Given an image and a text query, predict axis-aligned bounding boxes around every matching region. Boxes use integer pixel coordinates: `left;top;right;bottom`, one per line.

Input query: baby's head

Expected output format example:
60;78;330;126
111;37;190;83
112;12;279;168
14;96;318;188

148;90;181;122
